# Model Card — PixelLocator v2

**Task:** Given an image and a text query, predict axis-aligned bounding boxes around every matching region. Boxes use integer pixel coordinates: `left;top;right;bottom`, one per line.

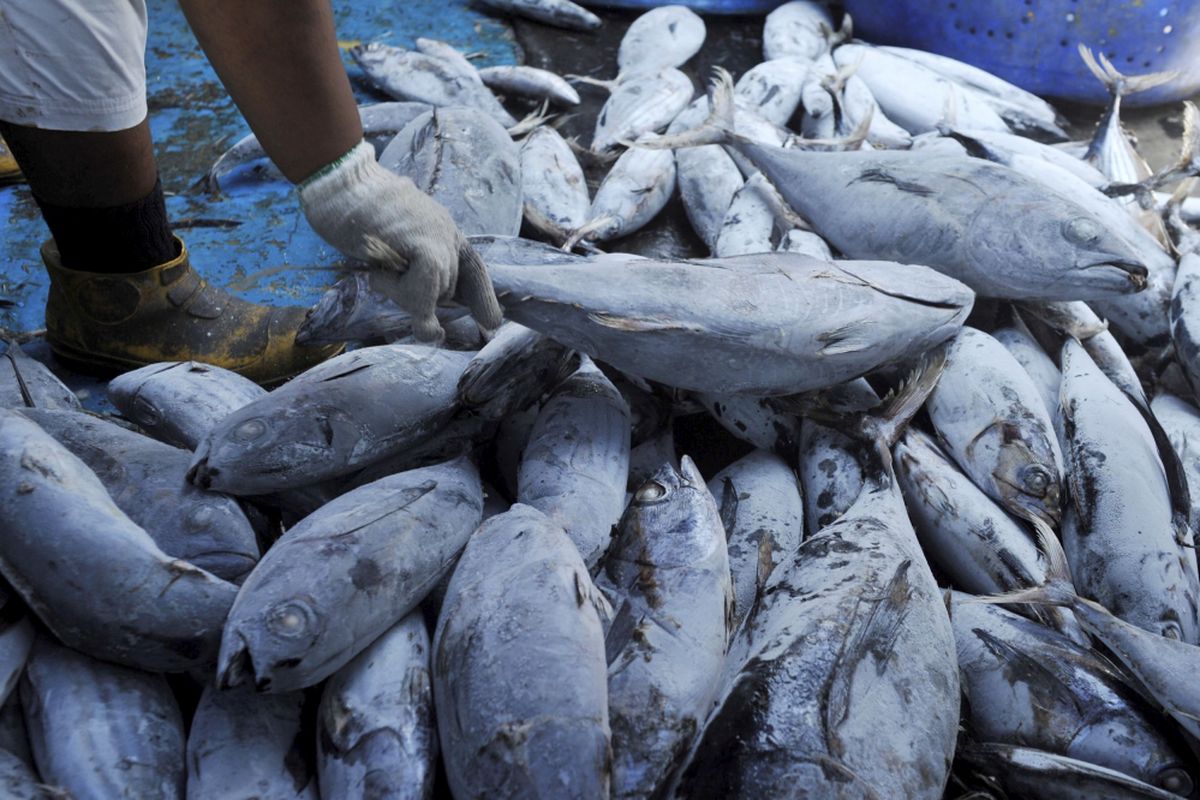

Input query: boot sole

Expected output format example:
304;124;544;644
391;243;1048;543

46;336;339;388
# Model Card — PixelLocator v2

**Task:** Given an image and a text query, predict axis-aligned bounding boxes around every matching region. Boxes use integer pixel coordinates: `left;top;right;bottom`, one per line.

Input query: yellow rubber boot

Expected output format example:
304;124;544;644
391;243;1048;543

42;237;341;385
0;135;22;185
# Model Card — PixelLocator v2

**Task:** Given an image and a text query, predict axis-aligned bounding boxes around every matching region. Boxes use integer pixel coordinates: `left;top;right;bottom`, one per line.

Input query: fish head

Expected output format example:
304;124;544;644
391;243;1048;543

614;456;723;575
187;406;359;494
971;202;1147;295
176;490;260;582
1071;717;1195;797
989;431;1062;526
217;594;325;692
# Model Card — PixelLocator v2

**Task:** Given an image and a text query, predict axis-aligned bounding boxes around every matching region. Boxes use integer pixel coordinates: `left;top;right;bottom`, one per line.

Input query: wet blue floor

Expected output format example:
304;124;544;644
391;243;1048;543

0;0;518;341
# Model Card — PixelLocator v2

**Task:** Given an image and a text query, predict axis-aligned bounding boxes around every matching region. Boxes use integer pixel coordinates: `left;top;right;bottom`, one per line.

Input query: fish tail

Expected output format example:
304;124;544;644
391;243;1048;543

821;50;863;96
870;346;948;467
561;215;616;251
508;100;553;138
973;520;1079;608
1078;43;1179;97
565;74;616;92
635;67;739;151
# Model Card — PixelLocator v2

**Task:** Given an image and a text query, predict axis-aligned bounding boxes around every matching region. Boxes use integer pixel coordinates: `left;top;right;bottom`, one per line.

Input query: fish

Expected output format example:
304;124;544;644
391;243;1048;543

1057;338;1200;642
714;173;780;257
707;449;804;628
516;126;590;245
673;357;959;799
651;72;1149;301
21;408;259;582
21;636;185;799
350;43;517;128
187;684;316;799
433;504;611;799
518;357;631;570
949;594;1192;791
0;748;39;800
776;226;833;259
822;61;914;149
469;233;592;266
0;696;31;774
108;360;266;450
0;592;32;709
0;409;236;671
674;143;744;252
937;126;1106;186
694;392;801;456
762;1;836;62
799;62;837;141
1171;252;1200;396
734;58;808;127
0;341;79;411
475;0;601;32
832;43;1010;135
957;743;1189;800
479;65;580;106
895;430;1047;597
628;427;677;491
487;252;972;396
798;417;865;536
188;345;472;494
880;45;1069;140
379;107;523;237
201;102;433;192
412;37;480;82
991;316;1061;419
1151;392;1200;534
617;5;705;75
317;612;436;800
457;322;576;421
926;327;1064;527
603;457;732;799
566;140;677;246
217;457;483;692
588;69;694;153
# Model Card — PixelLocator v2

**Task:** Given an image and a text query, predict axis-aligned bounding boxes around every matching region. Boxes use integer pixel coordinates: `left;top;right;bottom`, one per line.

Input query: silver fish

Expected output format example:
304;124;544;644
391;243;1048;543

379;107;523;237
1171;252;1200;396
833;43;1010;135
21;408;259;582
617;5;705;75
518;358;631;570
457;322;575;421
949;595;1191;791
734;58;808;127
881;45;1068;139
1058;338;1200;642
896;430;1047;596
926;327;1064;526
776;226;832;259
799;66;836;140
762;1;836;62
958;743;1188;800
714;173;778;257
589;69;694;153
824;63;914;149
295;273;471;348
0;342;78;411
433;505;611;799
667;101;744;252
569;141;676;245
475;0;601;32
21;636;185;800
603;457;732;799
187;684;316;799
694;392;801;455
317;612;436;800
0;593;32;709
350;43;517;128
1152;392;1200;534
108;361;265;450
707;449;804;628
0;409;236;671
655;72;1149;301
992;318;1061;419
479;65;580;106
188;345;471;494
217;458;483;692
798;417;864;536
487;253;972;396
413;37;480;82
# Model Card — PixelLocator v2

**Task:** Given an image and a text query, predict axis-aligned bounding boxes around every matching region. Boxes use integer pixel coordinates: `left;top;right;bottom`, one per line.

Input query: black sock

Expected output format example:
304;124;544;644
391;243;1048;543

34;178;178;273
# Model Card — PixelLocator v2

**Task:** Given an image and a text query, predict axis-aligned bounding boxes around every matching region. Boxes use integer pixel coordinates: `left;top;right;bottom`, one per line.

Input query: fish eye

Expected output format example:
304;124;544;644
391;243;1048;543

635;480;669;503
1021;466;1052;497
1157;767;1193;795
266;600;318;639
1161;621;1184;641
232;418;268;442
1063;217;1102;246
185;505;214;531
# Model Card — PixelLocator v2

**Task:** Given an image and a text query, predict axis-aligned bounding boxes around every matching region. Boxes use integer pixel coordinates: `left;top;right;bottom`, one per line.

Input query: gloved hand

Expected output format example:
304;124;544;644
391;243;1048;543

299;140;503;342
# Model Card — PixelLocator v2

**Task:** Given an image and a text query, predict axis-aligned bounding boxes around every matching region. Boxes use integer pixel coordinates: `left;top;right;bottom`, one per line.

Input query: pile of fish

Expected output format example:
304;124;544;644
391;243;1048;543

8;1;1200;798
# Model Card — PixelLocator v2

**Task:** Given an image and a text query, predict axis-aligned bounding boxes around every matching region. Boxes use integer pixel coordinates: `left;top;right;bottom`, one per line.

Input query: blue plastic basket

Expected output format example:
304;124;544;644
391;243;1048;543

582;0;783;14
842;0;1200;106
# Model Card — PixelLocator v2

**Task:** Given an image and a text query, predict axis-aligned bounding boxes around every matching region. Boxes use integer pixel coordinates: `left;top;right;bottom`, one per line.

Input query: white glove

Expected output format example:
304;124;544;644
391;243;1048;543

299;141;503;342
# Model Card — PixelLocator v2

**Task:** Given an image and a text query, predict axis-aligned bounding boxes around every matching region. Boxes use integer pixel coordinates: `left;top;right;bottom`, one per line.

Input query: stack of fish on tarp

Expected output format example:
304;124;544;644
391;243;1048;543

7;1;1200;798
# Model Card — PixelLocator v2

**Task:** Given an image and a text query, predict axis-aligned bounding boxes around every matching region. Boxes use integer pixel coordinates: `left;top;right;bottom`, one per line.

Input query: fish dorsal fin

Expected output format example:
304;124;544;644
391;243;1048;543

850;166;936;196
604;598;638;665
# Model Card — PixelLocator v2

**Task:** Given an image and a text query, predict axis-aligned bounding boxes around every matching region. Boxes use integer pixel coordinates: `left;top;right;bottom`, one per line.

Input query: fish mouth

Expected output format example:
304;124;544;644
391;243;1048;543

192;551;260;584
1083;258;1148;290
216;629;255;690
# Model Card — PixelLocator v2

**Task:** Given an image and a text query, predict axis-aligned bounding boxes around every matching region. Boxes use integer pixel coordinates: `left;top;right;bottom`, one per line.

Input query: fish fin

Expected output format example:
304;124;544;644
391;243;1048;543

851;166;936;195
971;521;1079;612
825;560;914;735
817;323;874;356
755;531;776;594
604;598;638;665
822;51;864;97
870;346;948;456
1123;385;1196;548
1078;44;1178;97
565;74;616;92
1116;100;1200;204
586;312;704;334
717;477;740;540
507;100;553;138
941;83;959;129
942;129;1006;163
634;67;739;151
972;627;1086;714
1;343;35;408
561;215;616;251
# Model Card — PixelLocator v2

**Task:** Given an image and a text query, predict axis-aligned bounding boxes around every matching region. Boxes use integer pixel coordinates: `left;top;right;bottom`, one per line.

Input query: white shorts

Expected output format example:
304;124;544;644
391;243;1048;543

0;0;148;132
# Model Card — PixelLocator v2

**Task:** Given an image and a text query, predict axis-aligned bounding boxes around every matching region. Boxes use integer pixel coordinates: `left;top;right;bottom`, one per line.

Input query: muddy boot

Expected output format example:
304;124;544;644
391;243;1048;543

42;236;341;385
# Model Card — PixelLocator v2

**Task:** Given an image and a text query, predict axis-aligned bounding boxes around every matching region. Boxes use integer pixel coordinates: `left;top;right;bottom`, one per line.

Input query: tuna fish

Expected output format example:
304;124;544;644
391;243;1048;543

958;743;1188;800
475;0;601;32
0;342;78;411
567;140;677;246
520;126;590;244
617;6;705;75
479;65;581;106
762;1;836;62
588;69;694;153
